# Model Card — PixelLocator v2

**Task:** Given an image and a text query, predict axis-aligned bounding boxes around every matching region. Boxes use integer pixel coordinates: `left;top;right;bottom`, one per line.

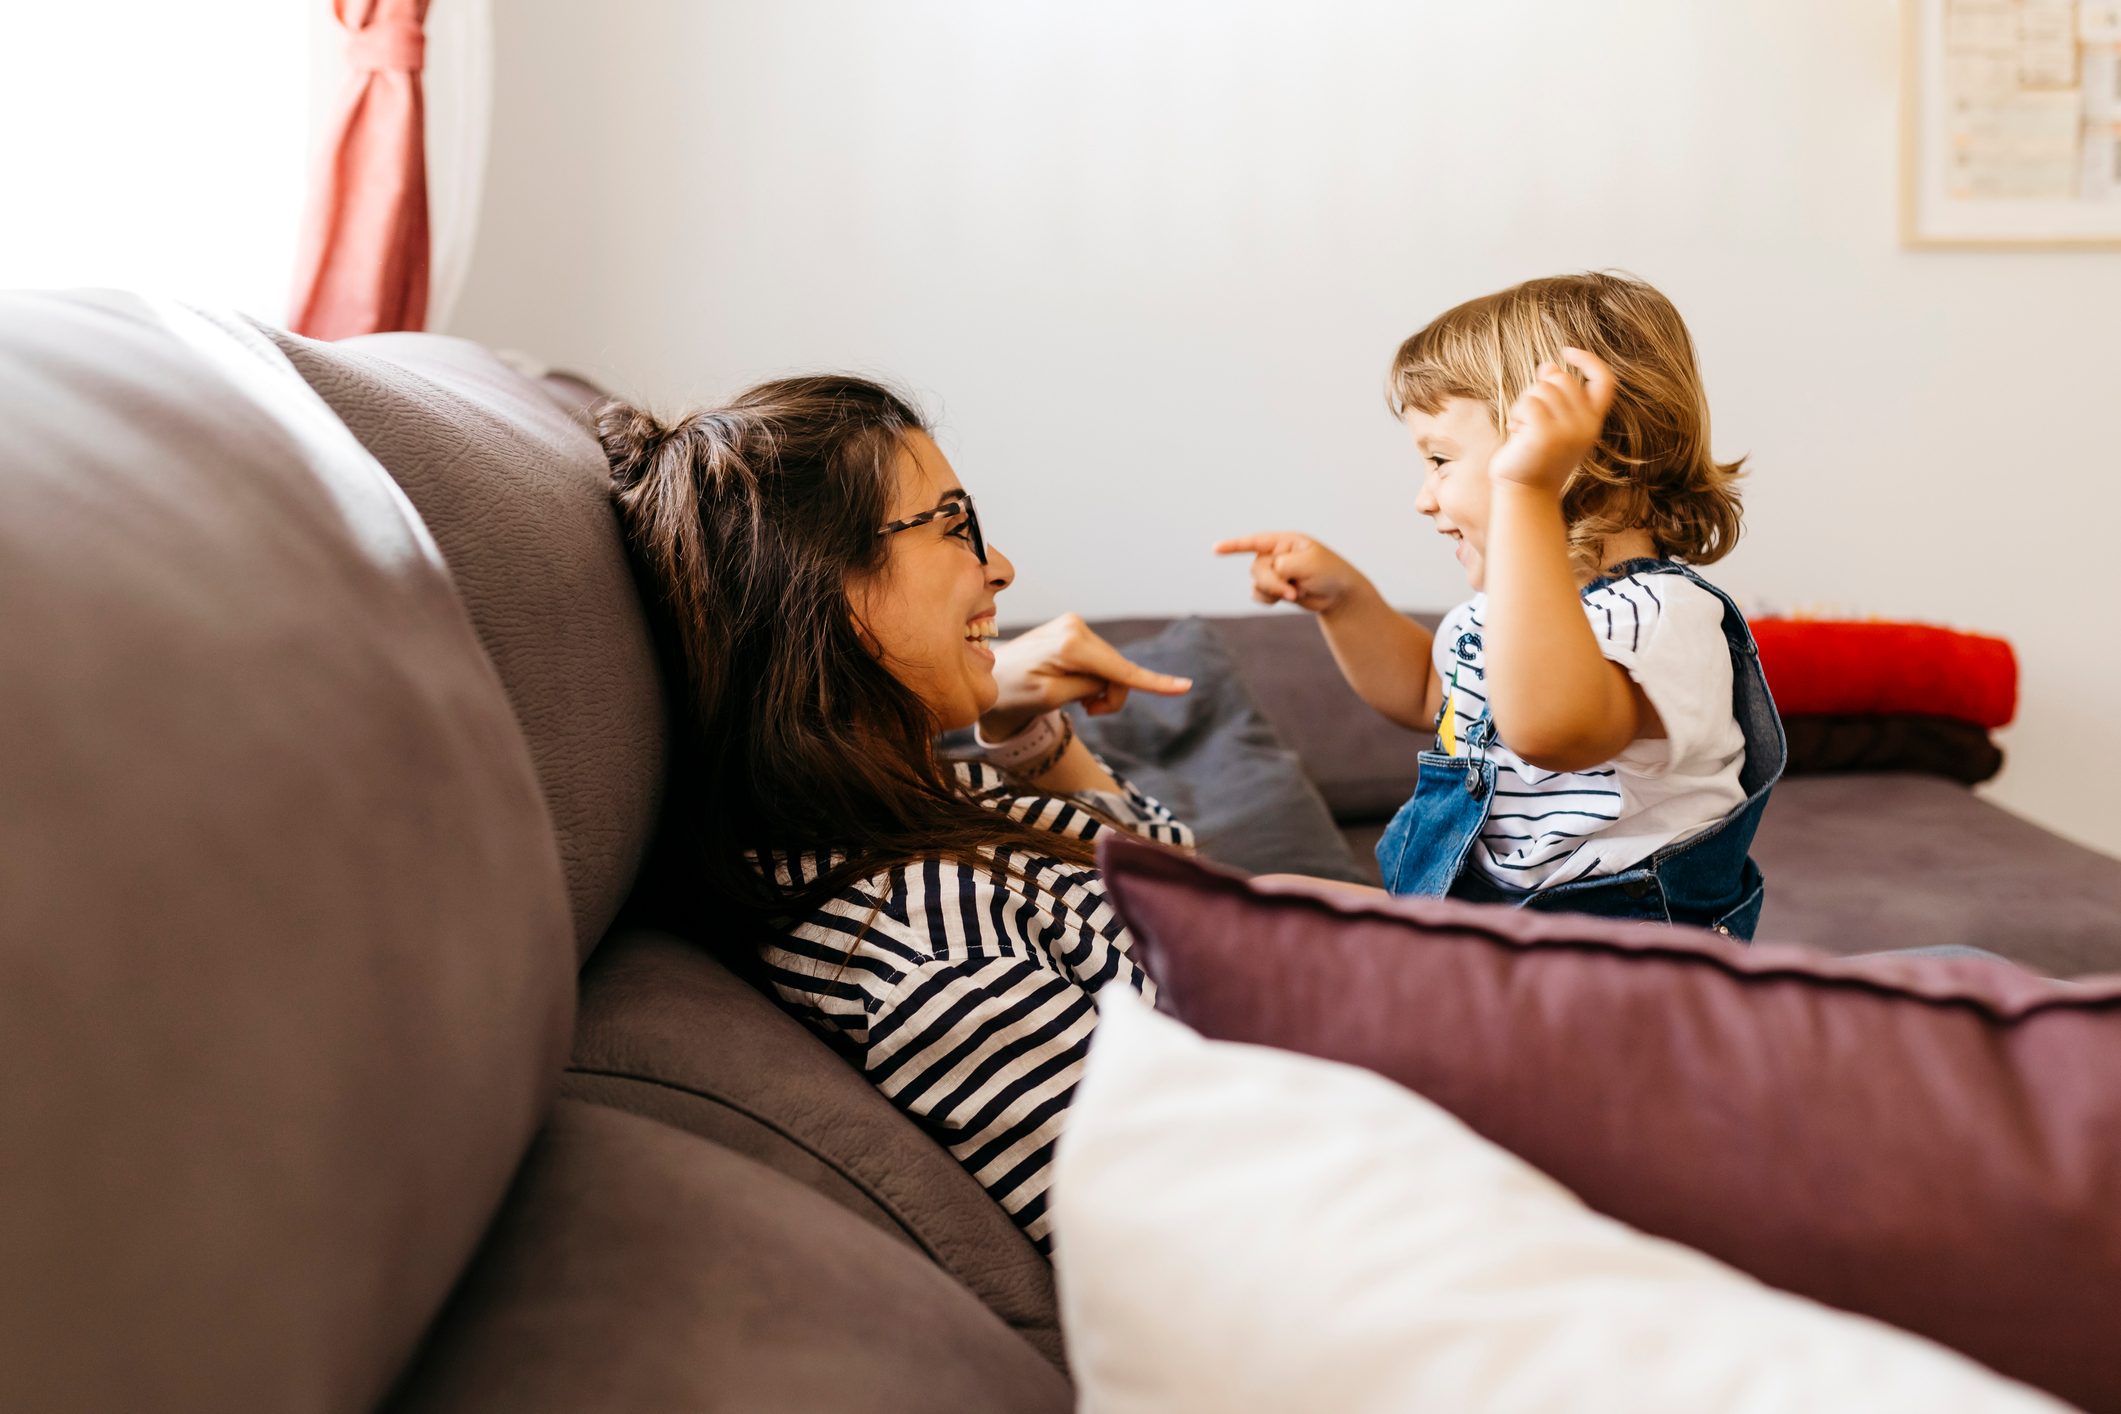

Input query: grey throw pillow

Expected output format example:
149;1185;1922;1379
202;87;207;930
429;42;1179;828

1071;618;1365;884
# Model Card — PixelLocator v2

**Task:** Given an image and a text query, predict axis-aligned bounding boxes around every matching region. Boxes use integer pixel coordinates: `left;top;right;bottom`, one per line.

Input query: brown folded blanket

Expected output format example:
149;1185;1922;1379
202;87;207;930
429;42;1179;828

1781;714;2003;785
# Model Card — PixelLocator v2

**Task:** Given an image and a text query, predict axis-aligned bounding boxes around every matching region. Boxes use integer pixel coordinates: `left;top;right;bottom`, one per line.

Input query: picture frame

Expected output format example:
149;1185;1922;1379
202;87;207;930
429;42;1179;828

1900;0;2121;249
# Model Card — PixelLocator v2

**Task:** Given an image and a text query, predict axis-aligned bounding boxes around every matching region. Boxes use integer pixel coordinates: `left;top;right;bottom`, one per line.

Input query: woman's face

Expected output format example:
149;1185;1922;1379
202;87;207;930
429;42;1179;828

849;430;1016;731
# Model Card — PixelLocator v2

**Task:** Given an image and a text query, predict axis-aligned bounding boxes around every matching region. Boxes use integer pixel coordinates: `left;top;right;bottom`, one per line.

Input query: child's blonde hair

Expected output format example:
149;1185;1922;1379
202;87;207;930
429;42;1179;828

1387;271;1745;577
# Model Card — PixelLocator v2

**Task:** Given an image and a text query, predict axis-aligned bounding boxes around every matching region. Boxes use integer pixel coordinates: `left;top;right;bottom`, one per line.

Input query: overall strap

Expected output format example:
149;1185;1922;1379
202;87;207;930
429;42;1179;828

1585;557;1785;803
1582;557;1753;661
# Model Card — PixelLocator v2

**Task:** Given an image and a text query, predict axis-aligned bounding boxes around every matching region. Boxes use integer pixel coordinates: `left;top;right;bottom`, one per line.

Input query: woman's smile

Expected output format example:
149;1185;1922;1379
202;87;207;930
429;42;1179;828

966;611;999;661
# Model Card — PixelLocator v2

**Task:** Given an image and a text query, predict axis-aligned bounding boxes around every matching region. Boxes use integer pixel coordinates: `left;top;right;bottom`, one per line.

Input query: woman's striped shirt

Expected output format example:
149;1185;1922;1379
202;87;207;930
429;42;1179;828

757;759;1193;1254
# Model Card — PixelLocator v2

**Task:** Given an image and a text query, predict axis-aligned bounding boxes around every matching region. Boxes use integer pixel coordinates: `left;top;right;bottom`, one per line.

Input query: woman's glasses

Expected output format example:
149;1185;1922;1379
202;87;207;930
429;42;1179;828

877;494;987;565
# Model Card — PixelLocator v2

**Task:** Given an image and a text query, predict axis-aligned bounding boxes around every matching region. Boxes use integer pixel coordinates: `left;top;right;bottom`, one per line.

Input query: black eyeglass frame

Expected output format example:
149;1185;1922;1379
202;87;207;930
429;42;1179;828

876;494;987;565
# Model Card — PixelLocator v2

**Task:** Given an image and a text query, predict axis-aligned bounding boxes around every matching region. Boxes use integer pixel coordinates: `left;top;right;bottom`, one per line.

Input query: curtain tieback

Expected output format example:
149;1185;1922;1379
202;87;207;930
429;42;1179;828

347;21;425;73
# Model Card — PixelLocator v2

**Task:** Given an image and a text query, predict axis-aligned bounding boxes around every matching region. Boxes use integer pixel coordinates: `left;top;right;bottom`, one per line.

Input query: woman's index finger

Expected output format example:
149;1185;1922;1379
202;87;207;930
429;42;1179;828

1082;636;1194;694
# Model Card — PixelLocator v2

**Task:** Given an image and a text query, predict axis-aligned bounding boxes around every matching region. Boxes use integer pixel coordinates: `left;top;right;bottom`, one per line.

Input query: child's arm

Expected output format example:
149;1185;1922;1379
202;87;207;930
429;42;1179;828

1481;349;1662;771
1214;533;1440;732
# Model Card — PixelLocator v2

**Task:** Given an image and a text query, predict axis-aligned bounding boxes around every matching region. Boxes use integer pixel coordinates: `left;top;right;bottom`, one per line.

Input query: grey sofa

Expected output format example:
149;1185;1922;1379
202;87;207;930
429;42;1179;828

4;293;2116;1413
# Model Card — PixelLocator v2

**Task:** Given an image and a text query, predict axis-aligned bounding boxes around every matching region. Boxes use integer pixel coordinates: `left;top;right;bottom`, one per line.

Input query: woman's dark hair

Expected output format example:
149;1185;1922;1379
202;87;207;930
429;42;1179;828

599;374;1099;932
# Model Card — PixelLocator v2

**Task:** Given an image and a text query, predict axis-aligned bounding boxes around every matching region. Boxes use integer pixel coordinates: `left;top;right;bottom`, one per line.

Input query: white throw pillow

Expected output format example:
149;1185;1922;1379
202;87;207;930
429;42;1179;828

1051;991;2070;1414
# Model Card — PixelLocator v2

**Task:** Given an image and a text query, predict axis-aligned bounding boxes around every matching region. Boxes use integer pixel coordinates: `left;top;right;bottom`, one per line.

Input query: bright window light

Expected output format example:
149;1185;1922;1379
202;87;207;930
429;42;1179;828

0;3;316;321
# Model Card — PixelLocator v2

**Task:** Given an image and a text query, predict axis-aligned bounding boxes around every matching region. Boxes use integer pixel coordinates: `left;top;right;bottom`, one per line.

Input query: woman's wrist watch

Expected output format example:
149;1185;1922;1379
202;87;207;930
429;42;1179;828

974;707;1075;776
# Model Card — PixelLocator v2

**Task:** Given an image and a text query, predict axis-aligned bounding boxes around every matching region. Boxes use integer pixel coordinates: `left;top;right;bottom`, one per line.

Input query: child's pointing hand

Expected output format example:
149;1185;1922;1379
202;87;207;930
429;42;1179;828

1213;532;1363;613
1488;347;1618;497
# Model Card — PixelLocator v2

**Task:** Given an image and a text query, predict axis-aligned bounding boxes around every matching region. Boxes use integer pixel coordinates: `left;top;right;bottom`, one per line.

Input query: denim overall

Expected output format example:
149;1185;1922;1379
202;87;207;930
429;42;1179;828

1373;559;1786;940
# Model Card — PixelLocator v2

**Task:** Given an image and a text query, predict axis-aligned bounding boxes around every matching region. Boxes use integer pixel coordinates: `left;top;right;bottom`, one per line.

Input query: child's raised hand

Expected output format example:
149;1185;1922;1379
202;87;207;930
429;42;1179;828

1487;347;1618;496
1213;532;1363;612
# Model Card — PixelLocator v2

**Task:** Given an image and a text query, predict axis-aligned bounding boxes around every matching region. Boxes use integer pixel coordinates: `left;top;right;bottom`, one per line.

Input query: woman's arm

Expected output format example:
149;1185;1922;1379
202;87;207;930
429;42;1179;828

1018;725;1120;796
973;719;1192;846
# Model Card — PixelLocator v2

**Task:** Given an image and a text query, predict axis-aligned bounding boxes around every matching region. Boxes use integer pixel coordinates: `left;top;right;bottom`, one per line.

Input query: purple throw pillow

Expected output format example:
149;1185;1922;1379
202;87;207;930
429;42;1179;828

1098;833;2121;1413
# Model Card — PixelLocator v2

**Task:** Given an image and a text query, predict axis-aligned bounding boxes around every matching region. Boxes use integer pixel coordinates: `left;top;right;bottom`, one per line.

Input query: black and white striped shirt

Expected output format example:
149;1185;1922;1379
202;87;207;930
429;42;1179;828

757;759;1193;1253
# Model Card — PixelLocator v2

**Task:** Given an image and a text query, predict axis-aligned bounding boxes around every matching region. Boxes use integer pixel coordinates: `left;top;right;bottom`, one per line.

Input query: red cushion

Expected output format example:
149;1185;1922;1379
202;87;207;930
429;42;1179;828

1749;618;2017;728
1100;832;2121;1414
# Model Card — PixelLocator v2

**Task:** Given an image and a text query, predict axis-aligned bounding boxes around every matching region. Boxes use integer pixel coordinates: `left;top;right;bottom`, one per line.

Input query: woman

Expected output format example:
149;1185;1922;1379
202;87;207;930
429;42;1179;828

601;375;1194;1253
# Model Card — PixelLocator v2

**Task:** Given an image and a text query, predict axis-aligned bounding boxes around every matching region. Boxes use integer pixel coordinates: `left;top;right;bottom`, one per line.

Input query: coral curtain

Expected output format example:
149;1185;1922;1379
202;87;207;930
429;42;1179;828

288;0;431;339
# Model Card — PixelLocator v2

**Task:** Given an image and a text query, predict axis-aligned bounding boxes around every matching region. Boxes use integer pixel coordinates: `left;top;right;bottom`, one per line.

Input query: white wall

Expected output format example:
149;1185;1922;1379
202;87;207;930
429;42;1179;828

450;0;2121;859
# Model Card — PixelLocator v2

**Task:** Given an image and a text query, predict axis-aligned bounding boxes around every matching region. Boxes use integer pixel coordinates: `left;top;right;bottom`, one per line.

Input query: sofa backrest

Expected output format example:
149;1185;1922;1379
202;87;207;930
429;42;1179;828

257;328;667;958
0;291;579;1414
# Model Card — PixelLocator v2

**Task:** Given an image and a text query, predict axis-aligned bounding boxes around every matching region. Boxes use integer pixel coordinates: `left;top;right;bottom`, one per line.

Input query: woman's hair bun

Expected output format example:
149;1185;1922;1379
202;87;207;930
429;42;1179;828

594;397;673;489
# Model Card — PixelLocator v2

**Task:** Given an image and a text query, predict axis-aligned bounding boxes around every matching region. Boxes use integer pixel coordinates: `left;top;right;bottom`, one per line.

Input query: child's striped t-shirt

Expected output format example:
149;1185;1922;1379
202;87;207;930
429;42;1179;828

1431;570;1748;891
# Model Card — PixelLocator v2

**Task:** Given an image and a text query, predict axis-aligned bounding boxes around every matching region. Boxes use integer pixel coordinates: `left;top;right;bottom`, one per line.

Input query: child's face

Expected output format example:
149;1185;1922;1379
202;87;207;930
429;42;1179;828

1405;398;1502;592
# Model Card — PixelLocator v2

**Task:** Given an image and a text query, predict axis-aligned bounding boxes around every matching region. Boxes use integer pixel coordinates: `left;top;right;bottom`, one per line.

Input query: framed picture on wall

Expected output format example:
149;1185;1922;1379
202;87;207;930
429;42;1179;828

1901;0;2121;248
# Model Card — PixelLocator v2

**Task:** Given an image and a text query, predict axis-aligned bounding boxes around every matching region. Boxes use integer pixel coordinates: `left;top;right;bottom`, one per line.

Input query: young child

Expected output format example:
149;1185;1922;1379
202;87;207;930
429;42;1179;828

1218;272;1784;937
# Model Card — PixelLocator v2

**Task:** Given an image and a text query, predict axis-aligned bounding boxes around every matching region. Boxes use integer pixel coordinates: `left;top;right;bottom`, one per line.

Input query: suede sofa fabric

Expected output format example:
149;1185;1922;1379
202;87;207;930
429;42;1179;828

389;1101;1073;1414
1100;833;2121;1413
0;292;577;1414
1749;775;2121;976
258;327;667;958
563;929;1064;1364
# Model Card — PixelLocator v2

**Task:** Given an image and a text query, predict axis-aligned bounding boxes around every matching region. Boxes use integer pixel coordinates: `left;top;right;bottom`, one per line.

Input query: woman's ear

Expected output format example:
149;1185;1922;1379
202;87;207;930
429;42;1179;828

843;578;887;660
849;614;885;659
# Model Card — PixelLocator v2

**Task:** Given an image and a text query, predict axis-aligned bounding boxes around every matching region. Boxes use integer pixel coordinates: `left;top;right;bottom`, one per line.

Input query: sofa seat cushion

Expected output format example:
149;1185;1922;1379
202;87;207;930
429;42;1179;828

565;929;1062;1364
1748;774;2121;976
390;1101;1072;1413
